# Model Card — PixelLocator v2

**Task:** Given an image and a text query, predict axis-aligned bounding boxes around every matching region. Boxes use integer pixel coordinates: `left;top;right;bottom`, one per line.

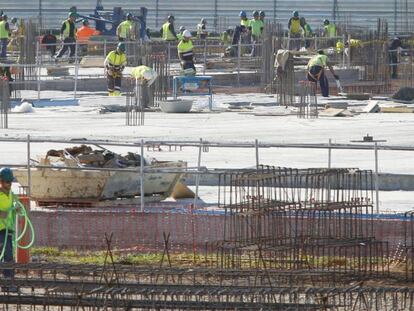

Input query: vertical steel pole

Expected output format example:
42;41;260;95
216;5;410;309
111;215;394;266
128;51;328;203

203;40;207;75
237;40;241;87
103;40;107;58
374;142;380;214
328;138;332;168
193;138;203;209
255;139;260;170
74;41;79;99
36;41;41;100
27;135;31;198
140;139;145;212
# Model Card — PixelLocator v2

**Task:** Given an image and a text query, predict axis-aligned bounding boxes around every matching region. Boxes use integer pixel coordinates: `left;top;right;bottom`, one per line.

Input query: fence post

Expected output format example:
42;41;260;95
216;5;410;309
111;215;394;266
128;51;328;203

103;39;107;58
374;142;380;214
74;41;79;99
237;40;241;87
26;134;31;198
140;139;145;212
255;139;260;170
193;138;203;209
36;41;41;100
203;39;207;75
328;138;332;168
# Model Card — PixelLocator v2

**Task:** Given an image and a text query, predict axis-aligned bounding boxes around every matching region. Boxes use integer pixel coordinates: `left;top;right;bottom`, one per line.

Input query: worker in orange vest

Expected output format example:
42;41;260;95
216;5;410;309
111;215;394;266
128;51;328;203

76;19;100;43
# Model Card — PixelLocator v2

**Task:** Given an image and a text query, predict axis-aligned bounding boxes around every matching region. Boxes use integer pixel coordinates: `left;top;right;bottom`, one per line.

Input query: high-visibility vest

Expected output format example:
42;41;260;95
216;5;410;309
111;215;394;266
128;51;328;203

289;17;302;35
131;65;155;79
62;20;77;39
325;24;336;38
240;19;250;27
304;24;312;37
177;40;194;55
250;19;263;37
106;50;127;67
0;191;14;231
307;54;328;68
0;21;9;39
162;22;175;41
118;20;133;39
76;26;97;41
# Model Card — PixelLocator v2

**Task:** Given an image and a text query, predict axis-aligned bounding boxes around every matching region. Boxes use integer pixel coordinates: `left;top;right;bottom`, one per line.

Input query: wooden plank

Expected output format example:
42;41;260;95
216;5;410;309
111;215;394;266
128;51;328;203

380;107;414;113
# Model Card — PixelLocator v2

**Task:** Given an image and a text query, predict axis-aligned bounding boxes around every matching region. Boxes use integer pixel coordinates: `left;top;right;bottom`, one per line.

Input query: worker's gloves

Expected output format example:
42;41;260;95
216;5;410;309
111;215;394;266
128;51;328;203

333;74;339;80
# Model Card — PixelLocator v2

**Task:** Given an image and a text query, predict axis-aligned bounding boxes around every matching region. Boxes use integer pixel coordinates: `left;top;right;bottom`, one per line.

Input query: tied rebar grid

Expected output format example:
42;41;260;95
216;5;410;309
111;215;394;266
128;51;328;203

0;79;9;129
298;81;318;119
2;263;414;310
146;53;168;108
126;79;146;126
211;166;387;277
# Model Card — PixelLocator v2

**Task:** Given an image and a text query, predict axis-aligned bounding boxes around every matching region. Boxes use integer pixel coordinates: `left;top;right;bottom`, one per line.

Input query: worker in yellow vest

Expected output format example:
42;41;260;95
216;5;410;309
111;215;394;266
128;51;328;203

177;30;195;75
131;65;158;108
288;11;303;50
0;15;10;58
55;12;77;61
307;50;339;97
177;26;186;40
104;42;127;96
250;11;263;56
160;15;177;41
323;19;337;40
0;168;17;281
239;11;250;28
116;13;134;42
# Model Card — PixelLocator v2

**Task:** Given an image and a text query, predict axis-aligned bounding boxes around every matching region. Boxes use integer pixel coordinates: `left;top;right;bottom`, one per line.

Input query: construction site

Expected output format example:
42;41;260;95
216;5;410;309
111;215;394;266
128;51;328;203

1;0;414;310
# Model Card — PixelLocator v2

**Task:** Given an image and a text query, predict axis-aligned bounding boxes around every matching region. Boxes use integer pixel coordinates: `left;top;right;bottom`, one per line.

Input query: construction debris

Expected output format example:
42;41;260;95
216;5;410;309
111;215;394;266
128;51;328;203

381;106;414;113
392;87;414;102
319;107;354;117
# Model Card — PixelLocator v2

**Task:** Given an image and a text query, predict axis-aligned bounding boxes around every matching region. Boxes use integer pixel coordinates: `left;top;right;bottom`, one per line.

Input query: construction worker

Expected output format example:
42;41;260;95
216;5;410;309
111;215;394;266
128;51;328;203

0;167;17;282
220;28;233;46
177;26;186;40
104;42;127;96
389;37;402;79
160;15;177;41
323;19;337;38
77;19;100;43
250;11;263;56
288;11;303;50
259;11;265;23
131;65;158;108
41;30;57;57
55;12;77;61
300;17;313;49
197;18;208;39
239;11;249;27
307;49;339;97
0;15;10;58
116;13;134;42
178;30;196;75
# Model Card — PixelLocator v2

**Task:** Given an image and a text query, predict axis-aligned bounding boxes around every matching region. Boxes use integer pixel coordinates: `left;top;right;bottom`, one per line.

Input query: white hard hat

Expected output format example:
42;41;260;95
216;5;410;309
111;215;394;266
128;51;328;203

183;30;192;38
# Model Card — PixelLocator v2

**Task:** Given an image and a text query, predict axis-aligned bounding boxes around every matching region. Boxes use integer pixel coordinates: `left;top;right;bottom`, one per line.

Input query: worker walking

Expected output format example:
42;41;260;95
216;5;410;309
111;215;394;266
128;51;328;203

307;49;339;97
288;11;303;50
250;11;263;56
197;18;208;39
300;17;313;49
0;15;10;58
0;168;17;282
116;13;134;42
178;30;196;75
55;12;77;61
160;16;177;41
104;42;127;96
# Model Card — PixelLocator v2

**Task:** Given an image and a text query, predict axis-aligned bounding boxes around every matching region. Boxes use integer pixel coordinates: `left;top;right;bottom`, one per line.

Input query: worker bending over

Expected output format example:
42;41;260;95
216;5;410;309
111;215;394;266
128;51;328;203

117;13;134;42
0;168;17;283
307;50;339;97
288;11;303;50
131;65;158;108
55;12;77;61
177;30;196;75
197;18;208;39
161;16;177;41
104;42;127;96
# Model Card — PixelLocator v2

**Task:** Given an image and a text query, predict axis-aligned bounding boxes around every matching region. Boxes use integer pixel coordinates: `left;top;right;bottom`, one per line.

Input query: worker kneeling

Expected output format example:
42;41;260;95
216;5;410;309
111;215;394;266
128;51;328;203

178;30;196;76
104;42;127;96
306;50;339;97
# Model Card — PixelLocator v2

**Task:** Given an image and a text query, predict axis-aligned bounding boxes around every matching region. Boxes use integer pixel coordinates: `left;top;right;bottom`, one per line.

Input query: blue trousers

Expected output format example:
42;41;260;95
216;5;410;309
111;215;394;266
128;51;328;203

0;229;14;278
307;65;329;97
0;38;8;58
